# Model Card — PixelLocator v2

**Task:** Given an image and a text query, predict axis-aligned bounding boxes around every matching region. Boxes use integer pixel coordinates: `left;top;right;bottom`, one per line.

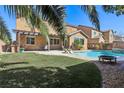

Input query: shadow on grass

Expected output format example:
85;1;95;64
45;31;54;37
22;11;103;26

0;62;102;88
0;62;28;68
98;61;117;65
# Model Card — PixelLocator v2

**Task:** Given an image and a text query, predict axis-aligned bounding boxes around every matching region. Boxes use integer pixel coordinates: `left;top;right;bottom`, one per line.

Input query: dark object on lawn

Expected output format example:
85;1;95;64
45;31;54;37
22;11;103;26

98;55;117;63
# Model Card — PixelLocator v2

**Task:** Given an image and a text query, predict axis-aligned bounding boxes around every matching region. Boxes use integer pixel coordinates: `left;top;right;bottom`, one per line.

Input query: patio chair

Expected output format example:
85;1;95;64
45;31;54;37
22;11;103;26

62;46;73;54
98;55;117;63
44;45;48;50
67;49;73;54
63;48;70;53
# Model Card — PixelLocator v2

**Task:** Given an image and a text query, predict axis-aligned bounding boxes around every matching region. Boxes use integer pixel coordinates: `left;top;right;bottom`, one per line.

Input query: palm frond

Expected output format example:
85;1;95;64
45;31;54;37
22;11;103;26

0;16;11;43
4;5;32;18
4;5;66;39
102;5;115;13
36;5;66;38
81;5;100;30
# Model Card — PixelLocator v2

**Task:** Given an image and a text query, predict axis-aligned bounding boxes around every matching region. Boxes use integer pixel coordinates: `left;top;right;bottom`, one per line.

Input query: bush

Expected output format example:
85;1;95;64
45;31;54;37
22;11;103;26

103;44;109;49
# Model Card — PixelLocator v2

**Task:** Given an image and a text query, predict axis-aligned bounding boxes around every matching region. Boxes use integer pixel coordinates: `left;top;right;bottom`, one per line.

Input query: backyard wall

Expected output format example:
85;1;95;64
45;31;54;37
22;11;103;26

0;40;6;53
113;41;124;49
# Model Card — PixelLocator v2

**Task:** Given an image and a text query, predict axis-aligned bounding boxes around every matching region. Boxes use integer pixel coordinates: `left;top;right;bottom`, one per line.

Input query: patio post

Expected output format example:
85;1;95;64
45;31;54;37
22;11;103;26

17;32;20;52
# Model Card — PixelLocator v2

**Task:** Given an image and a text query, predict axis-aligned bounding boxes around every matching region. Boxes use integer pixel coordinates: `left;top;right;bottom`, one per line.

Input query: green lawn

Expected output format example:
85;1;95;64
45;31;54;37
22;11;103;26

0;53;102;88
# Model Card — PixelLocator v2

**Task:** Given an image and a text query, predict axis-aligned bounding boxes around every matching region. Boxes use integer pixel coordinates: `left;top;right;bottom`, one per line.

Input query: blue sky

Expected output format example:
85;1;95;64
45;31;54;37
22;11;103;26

1;5;124;41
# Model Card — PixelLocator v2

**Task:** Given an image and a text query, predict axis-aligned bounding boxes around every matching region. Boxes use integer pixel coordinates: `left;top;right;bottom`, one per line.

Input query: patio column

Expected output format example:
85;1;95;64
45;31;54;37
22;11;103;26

46;35;50;51
68;36;71;48
17;32;20;52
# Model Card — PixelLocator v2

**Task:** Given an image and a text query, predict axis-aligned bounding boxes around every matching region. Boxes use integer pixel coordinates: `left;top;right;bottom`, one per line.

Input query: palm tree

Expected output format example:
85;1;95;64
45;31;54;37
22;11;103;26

4;5;116;50
4;5;66;50
4;5;66;36
0;5;121;51
81;5;100;30
81;5;124;30
0;16;11;44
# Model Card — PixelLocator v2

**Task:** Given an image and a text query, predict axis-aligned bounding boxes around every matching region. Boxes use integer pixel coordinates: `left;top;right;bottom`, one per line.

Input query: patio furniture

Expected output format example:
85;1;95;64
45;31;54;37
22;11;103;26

19;48;25;53
99;55;117;63
63;48;69;53
44;45;48;50
62;46;73;54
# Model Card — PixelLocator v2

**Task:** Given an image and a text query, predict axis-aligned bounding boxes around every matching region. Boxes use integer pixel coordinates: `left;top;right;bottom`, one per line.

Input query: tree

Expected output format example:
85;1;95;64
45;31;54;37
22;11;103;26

4;5;112;50
0;16;11;44
81;5;100;30
81;5;124;30
102;5;124;16
4;5;66;50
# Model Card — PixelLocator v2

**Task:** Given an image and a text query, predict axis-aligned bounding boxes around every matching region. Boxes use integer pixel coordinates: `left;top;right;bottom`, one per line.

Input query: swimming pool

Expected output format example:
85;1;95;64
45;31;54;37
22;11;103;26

73;50;124;60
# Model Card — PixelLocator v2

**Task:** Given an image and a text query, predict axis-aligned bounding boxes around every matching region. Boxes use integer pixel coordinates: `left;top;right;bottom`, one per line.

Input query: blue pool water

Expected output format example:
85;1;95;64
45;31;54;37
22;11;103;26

73;50;124;60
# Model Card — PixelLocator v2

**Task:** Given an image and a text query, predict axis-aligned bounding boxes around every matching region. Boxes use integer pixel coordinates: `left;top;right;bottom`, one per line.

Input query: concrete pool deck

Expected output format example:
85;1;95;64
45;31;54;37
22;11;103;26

24;50;92;61
24;50;124;62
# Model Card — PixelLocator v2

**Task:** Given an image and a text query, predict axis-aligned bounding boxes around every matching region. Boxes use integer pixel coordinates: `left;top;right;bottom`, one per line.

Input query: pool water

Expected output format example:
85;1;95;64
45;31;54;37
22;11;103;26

73;50;124;60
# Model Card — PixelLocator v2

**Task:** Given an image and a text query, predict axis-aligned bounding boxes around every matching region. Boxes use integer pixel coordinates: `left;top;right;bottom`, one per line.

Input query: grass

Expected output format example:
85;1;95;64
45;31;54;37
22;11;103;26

0;53;102;88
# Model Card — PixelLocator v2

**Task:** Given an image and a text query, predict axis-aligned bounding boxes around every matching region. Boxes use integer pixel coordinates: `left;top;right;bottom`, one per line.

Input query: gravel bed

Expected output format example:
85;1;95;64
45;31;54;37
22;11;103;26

94;61;124;88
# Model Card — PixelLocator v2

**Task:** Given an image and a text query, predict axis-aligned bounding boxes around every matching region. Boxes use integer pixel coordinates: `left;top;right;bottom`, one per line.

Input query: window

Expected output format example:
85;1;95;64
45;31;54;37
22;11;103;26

27;37;35;44
94;31;96;35
50;38;60;45
74;37;84;45
80;39;84;45
50;39;53;45
99;33;102;36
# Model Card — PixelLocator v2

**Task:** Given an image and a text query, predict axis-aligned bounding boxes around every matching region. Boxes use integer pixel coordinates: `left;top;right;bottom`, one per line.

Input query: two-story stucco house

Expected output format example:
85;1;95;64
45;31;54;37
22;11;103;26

14;17;116;52
103;30;114;43
77;25;105;49
77;25;115;49
14;17;89;51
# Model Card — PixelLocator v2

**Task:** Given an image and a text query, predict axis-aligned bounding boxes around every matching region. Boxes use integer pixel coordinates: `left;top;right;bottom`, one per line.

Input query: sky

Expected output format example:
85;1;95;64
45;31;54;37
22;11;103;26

1;5;124;41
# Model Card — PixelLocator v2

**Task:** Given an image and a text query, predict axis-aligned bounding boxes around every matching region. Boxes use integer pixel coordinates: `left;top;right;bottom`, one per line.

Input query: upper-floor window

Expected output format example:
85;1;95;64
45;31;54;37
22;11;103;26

27;36;35;44
94;31;96;35
99;33;102;37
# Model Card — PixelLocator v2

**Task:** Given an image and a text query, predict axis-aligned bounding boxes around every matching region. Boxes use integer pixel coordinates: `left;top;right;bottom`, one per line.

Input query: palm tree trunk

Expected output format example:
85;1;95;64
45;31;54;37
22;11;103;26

46;35;50;51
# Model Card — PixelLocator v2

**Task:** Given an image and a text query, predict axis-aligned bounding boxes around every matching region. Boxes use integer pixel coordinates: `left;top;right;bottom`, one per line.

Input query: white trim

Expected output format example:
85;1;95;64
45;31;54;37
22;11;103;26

24;32;29;35
68;30;89;38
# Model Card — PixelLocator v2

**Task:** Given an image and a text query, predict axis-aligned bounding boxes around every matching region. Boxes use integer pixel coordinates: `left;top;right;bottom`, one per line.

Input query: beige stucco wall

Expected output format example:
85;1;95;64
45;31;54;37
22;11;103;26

0;40;6;53
91;30;103;38
49;37;62;50
16;17;58;35
19;34;46;50
16;17;62;50
18;34;62;50
99;36;105;43
113;41;124;49
68;32;87;50
103;30;114;43
109;30;114;43
16;17;38;32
